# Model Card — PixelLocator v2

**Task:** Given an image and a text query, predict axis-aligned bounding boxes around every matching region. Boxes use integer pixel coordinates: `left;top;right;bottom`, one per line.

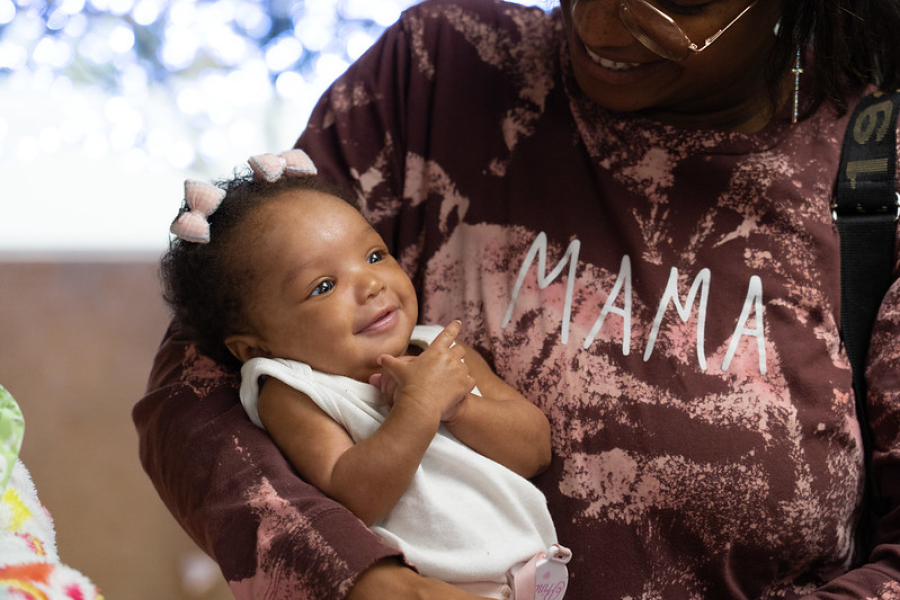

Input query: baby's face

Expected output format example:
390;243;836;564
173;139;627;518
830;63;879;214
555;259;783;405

233;189;418;382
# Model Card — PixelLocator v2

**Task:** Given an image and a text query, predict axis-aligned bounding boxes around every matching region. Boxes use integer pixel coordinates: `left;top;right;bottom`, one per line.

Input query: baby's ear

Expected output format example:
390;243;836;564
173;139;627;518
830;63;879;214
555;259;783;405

224;334;268;363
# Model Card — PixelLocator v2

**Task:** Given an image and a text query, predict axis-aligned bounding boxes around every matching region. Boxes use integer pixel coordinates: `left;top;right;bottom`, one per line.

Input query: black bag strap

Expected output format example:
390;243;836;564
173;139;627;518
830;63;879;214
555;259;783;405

834;90;900;560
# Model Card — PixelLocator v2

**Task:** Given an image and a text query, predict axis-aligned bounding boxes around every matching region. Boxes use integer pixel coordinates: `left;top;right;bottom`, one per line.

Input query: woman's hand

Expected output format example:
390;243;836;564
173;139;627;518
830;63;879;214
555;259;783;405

347;559;490;600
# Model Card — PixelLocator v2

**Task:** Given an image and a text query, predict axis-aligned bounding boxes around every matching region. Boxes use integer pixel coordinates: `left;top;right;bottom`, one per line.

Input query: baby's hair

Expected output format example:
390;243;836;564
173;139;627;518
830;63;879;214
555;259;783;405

160;169;358;365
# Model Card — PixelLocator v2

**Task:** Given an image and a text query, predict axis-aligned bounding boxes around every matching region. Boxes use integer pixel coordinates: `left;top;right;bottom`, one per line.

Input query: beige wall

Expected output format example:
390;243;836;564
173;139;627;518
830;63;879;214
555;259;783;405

0;260;232;599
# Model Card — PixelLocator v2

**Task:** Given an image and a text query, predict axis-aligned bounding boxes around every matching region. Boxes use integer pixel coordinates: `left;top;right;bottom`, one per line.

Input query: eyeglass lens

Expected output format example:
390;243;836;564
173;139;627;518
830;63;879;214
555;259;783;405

618;0;694;61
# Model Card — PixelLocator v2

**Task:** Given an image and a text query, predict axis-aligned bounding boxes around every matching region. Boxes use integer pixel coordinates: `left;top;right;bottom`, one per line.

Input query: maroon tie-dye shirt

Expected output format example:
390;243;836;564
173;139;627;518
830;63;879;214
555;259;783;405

134;0;900;597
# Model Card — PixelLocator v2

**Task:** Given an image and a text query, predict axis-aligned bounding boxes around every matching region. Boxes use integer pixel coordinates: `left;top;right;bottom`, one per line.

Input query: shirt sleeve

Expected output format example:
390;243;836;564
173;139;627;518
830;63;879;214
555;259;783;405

133;324;402;599
296;31;410;202
133;11;431;597
800;155;900;598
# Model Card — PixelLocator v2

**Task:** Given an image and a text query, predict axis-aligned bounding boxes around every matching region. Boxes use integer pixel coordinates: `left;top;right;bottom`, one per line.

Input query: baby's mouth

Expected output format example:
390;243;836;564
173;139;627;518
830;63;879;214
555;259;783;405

358;308;397;334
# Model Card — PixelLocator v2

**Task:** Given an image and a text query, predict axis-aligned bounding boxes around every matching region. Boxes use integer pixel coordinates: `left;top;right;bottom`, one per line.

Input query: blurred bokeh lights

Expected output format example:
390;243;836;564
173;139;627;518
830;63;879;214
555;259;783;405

0;0;552;253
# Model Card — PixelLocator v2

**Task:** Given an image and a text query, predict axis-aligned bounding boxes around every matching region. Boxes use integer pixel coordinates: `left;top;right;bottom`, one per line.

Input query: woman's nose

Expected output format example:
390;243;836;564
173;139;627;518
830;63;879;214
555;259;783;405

570;0;633;48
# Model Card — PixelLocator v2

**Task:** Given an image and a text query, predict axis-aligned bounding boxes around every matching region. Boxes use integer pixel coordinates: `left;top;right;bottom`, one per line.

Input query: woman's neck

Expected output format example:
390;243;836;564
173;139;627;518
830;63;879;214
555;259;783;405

642;65;791;134
643;99;776;133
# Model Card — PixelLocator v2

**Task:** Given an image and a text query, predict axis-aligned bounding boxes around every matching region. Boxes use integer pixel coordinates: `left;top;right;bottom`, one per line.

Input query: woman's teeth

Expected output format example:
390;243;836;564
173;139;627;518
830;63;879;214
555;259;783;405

584;46;640;71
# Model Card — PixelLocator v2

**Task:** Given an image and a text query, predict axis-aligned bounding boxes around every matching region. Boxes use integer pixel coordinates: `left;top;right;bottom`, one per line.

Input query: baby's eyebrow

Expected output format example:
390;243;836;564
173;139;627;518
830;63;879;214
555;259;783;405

279;259;315;297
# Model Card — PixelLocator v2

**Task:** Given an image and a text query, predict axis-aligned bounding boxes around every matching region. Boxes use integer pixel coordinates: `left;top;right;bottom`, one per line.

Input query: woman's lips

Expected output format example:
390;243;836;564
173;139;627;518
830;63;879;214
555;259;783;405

575;41;666;85
584;45;641;71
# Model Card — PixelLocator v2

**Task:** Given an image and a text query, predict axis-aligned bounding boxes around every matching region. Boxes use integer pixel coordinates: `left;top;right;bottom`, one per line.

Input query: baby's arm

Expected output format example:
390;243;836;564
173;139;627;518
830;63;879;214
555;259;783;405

257;328;474;527
375;322;552;480
441;343;552;479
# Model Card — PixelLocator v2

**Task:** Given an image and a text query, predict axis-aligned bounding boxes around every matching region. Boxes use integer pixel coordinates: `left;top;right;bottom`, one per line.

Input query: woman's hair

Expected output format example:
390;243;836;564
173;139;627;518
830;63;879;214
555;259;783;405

768;0;900;119
160;170;357;365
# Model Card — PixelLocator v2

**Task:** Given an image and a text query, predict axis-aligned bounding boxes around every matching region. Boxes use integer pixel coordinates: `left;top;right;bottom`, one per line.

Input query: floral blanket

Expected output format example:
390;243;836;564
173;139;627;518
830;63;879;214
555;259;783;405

0;385;101;600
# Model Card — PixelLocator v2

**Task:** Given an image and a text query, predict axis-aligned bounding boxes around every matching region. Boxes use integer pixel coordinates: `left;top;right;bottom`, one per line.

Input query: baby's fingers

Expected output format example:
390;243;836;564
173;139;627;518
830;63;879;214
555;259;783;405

368;372;383;389
378;353;408;375
432;320;463;350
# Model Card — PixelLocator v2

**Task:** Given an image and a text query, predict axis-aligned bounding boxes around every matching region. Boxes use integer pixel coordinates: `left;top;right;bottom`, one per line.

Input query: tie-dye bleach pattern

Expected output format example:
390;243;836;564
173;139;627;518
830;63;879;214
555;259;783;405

135;1;900;598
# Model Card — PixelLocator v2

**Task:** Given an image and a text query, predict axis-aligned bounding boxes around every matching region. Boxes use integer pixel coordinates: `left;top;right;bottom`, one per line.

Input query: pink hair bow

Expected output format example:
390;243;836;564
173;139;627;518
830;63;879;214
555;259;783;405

170;180;226;244
248;149;317;182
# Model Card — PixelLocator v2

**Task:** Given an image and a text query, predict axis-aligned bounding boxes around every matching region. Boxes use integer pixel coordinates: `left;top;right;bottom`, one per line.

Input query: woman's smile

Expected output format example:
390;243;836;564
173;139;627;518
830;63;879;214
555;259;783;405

576;41;668;85
561;0;782;130
584;45;640;71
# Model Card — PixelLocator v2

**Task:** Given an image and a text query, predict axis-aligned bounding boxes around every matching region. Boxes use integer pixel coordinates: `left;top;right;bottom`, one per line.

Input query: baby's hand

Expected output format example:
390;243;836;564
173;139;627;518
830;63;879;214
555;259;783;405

372;321;474;422
368;355;415;408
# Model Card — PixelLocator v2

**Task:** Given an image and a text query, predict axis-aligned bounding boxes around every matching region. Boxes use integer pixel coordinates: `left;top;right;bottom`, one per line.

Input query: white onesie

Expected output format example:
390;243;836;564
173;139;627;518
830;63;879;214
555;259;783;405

239;325;559;585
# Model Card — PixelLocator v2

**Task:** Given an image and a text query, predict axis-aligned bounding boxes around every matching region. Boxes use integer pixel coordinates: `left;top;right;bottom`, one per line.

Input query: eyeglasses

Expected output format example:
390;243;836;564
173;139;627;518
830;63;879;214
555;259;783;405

618;0;758;61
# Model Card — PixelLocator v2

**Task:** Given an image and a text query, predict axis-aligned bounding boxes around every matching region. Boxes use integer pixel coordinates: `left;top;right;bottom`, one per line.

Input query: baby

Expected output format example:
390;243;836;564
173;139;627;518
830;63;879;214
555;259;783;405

161;149;570;599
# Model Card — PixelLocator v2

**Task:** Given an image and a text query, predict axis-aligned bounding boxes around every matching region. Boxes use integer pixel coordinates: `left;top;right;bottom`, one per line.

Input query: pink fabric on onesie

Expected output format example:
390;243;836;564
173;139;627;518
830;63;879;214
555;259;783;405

508;544;571;600
454;544;572;600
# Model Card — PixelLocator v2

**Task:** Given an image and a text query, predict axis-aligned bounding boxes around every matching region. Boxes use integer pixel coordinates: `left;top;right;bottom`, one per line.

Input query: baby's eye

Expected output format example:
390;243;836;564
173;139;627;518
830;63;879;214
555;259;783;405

367;250;385;264
310;280;335;297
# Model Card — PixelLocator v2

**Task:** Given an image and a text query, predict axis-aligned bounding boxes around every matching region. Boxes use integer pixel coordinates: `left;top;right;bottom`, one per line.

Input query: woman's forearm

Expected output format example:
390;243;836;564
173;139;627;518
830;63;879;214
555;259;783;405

347;559;489;600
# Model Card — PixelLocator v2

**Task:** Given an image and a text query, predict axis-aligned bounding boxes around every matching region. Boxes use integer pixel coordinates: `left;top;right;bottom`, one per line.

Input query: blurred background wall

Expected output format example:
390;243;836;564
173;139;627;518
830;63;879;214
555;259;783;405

0;0;550;597
0;260;233;598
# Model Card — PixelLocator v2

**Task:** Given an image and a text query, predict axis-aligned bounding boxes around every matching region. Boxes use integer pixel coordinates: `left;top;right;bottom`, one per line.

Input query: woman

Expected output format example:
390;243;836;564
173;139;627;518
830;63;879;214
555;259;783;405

134;0;900;597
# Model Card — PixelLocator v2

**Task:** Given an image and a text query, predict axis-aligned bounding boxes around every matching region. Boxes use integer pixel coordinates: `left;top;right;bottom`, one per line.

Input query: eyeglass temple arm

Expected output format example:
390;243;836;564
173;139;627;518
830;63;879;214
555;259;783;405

701;0;758;47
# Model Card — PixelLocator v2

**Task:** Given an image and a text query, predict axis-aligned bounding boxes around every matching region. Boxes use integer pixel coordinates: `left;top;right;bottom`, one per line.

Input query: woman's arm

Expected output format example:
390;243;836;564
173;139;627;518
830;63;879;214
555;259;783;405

137;3;518;598
133;326;402;599
348;559;489;600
